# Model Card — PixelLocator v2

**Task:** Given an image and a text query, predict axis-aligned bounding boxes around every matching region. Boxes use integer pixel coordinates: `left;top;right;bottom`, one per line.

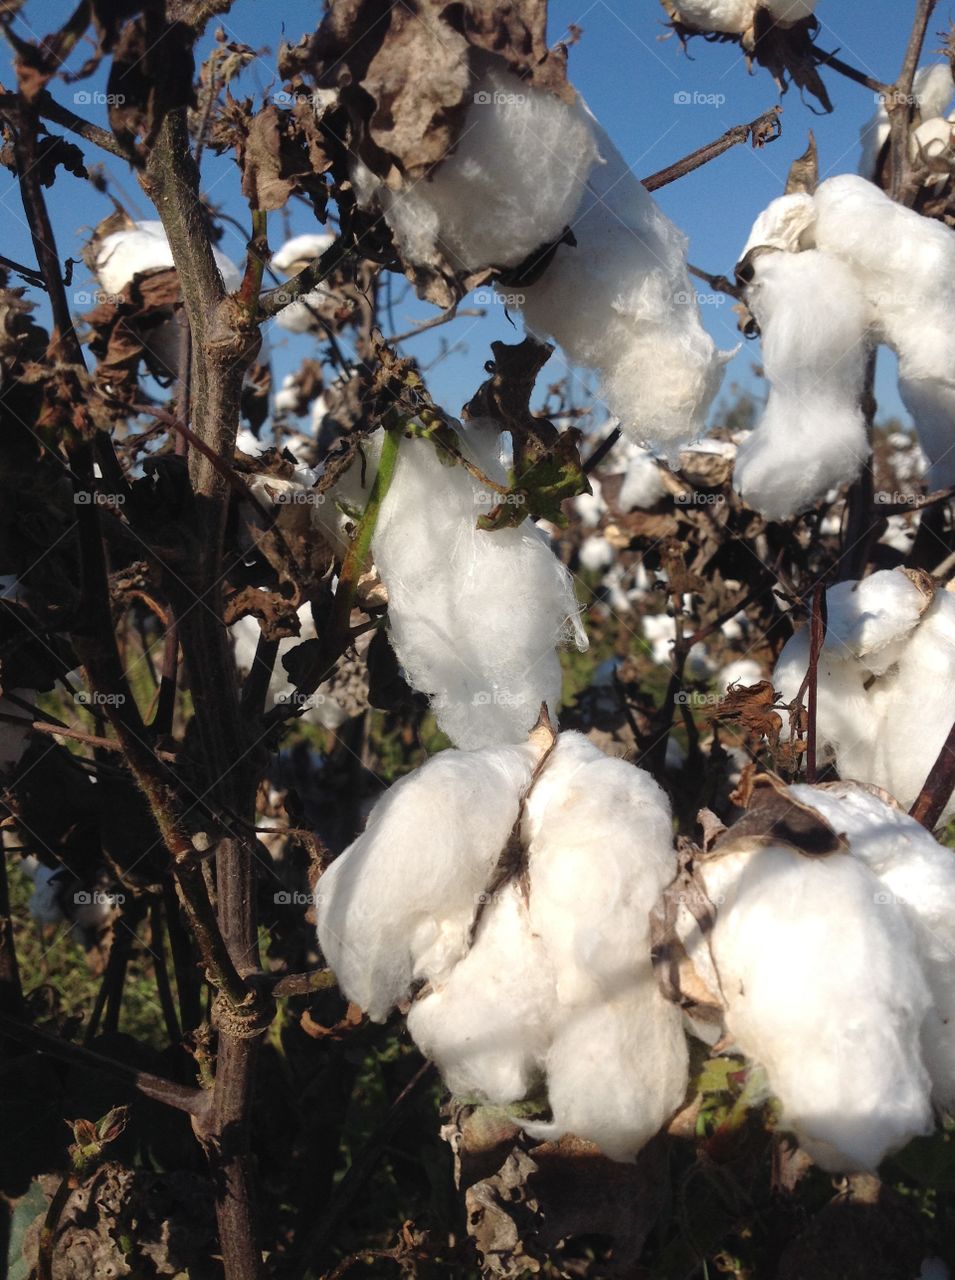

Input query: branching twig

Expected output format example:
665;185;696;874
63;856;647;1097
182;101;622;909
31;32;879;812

642;106;782;192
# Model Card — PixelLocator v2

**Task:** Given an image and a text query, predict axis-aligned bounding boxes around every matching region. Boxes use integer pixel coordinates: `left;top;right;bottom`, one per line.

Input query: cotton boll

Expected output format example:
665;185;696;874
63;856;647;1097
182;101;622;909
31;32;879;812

271;233;335;274
523;118;729;452
523;732;676;1004
819;570;930;672
618;446;666;511
355;66;598;273
95;220;241;295
522;980;689;1161
316;738;542;1020
734;250;870;518
669;0;755;33
573;477;607;527
898;376;955;489
719;657;763;689
739;193;817;259
578;535;614;573
695;843;934;1171
371;421;587;749
859;66;953;179
790;781;955;1109
406;883;555;1102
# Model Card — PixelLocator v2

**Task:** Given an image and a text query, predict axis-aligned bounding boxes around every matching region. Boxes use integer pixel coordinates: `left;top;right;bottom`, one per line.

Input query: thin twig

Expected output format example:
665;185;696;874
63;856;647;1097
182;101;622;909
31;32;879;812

642;106;782;192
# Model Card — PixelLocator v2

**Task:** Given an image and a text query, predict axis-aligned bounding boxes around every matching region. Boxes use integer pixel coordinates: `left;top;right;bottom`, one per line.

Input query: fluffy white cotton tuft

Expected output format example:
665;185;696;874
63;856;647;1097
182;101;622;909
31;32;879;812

316;738;541;1021
669;0;754;33
814;174;955;485
860;65;954;180
618;445;667;511
739;193;817;259
95;220;242;295
522;116;730;452
790;781;955;1111
694;841;934;1171
271;233;335;273
369;421;586;749
733;249;870;517
719;657;763;689
774;571;955;822
578;534;614;572
572;477;607;528
354;66;598;274
318;731;686;1159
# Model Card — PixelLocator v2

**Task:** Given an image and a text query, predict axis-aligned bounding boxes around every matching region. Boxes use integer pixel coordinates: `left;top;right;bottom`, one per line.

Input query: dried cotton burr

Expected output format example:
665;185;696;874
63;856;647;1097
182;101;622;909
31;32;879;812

774;569;955;823
352;65;728;453
316;729;688;1161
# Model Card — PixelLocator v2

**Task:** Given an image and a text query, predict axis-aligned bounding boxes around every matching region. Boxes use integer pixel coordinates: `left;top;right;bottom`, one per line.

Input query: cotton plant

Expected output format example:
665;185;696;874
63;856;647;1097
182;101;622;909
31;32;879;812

352;66;729;453
774;569;955;822
316;727;688;1161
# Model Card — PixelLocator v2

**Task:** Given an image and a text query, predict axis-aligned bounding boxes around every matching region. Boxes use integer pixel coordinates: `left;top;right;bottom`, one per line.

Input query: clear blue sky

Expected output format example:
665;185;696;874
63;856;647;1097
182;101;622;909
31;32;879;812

1;0;939;433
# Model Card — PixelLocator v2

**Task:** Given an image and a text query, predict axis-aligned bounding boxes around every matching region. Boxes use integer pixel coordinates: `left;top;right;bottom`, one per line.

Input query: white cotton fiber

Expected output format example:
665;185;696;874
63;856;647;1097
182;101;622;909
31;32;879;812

354;65;598;274
573;476;607;528
522;732;676;1006
733;249;870;518
669;0;755;33
739;193;817;259
814;174;955;484
370;421;587;749
95;220;242;296
618;445;667;511
774;571;955;822
578;535;614;572
859;66;954;180
522;980;689;1161
315;738;541;1020
521;116;729;452
271;231;337;333
406;883;555;1102
719;657;763;689
790;781;955;1110
695;842;934;1171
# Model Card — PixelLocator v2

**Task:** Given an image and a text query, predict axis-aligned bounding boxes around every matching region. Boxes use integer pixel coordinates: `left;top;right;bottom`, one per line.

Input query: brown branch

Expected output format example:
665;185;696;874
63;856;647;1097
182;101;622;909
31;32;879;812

33;89;131;161
910;715;955;829
888;0;939;203
812;48;891;96
642;106;782;192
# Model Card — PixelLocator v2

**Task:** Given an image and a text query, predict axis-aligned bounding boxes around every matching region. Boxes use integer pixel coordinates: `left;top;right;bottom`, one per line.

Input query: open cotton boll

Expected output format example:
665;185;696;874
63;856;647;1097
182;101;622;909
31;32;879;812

522;981;689;1162
95;220;242;295
406;883;555;1103
859;66;953;179
719;657;763;689
618;446;667;511
370;421;586;749
578;535;614;573
695;843;934;1171
522;117;729;452
739;193;817;259
316;738;541;1021
231;605;350;731
790;781;955;1109
669;0;755;33
819;569;931;672
898;376;955;489
733;250;869;518
353;65;598;274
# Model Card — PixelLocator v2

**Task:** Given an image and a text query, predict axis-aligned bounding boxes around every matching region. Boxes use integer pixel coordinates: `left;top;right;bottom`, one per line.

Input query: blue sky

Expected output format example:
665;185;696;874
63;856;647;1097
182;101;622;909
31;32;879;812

1;0;941;433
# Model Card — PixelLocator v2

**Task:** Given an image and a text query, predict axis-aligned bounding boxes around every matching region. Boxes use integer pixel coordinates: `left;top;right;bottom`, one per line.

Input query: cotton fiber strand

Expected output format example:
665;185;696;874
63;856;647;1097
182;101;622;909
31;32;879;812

317;731;687;1160
790;781;955;1110
369;421;587;750
733;250;870;517
774;570;955;822
693;842;934;1171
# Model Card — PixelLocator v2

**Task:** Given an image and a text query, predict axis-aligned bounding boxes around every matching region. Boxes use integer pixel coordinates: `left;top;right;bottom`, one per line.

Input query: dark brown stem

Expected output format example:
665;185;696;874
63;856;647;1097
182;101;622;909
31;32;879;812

642;106;782;192
888;0;938;202
910;716;955;830
812;48;891;96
